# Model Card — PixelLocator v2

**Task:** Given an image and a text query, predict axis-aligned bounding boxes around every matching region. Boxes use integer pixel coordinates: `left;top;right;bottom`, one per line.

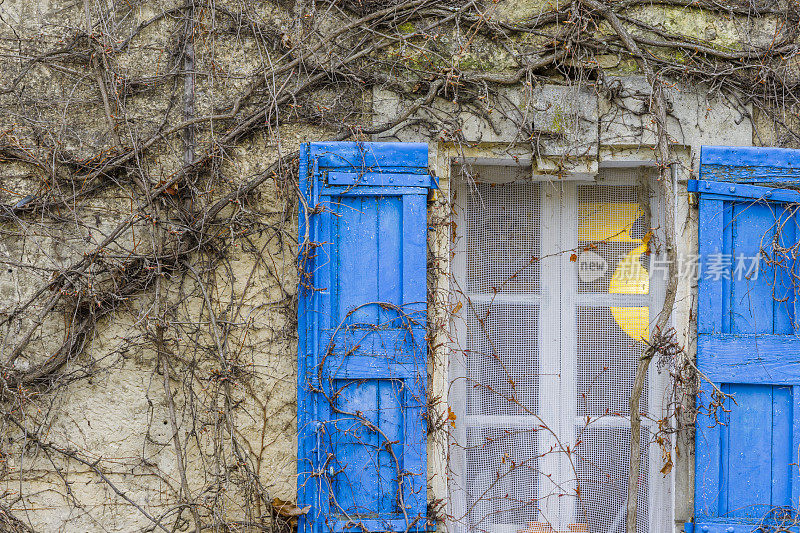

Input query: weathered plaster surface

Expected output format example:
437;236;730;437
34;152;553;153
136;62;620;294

0;0;769;530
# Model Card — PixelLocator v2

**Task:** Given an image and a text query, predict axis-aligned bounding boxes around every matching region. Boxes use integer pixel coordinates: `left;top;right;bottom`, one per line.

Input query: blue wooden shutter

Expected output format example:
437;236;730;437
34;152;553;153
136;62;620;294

690;146;800;533
297;142;436;533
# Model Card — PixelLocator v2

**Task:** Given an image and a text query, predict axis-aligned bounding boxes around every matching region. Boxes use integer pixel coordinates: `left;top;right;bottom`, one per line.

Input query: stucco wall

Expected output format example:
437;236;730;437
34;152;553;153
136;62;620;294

0;0;792;530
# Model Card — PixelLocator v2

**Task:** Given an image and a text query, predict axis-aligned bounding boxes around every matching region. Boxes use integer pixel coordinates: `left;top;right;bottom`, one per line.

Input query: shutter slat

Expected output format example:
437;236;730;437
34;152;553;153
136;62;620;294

298;142;434;533
699;145;800;183
696;334;800;383
327;171;435;187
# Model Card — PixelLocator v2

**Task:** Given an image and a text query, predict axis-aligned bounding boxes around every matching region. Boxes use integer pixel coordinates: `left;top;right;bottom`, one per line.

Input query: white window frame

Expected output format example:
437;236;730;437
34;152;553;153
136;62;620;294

447;159;674;533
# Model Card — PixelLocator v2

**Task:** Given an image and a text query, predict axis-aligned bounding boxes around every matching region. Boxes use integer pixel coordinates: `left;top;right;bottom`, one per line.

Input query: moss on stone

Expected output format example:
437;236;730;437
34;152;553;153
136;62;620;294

398;22;415;34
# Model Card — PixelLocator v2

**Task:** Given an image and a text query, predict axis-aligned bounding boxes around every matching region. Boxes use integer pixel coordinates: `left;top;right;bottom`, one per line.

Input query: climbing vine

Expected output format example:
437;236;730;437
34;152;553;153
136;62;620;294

0;0;797;530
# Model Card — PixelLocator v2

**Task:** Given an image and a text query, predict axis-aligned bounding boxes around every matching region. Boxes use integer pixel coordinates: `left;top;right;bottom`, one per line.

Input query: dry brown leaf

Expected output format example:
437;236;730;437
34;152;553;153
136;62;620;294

272;497;311;518
660;452;673;475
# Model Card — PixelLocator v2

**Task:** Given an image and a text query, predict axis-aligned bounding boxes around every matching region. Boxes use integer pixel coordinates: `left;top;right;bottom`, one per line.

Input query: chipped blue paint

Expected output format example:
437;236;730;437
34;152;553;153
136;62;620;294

694;146;800;533
700;145;800;183
298;142;434;533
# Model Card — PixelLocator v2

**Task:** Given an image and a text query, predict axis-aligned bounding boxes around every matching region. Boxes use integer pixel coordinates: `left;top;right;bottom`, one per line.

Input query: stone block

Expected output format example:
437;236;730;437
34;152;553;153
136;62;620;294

600;76;752;151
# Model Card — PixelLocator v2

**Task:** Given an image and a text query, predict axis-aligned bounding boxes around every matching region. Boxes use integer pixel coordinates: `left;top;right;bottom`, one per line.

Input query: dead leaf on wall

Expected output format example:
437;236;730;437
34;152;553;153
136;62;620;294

272;497;311;525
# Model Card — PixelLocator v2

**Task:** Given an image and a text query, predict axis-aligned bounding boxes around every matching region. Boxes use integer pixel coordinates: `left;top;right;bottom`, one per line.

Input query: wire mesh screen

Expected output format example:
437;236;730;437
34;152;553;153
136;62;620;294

465;426;541;529
455;164;543;531
577;306;648;417
576;185;649;295
467;301;539;417
450;164;670;533
465;174;540;293
574;426;650;533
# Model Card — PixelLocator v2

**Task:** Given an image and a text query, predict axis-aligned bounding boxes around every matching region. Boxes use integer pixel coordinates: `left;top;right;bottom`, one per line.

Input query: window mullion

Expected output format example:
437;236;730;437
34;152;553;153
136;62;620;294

558;182;579;528
645;172;672;532
536;182;566;527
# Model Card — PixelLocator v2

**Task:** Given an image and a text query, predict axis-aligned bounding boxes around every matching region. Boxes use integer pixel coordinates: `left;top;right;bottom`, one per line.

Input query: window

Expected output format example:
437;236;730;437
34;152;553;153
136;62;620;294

448;162;672;533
